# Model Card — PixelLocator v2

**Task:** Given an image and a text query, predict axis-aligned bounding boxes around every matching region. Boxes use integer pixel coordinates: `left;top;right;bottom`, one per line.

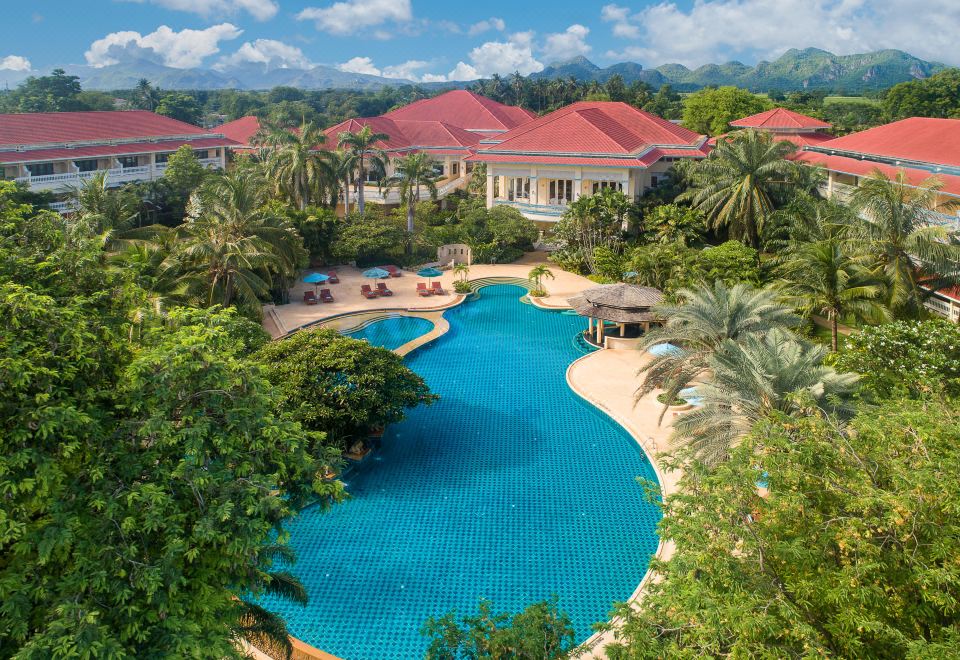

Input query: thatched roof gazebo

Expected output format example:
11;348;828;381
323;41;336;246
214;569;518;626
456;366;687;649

568;283;665;348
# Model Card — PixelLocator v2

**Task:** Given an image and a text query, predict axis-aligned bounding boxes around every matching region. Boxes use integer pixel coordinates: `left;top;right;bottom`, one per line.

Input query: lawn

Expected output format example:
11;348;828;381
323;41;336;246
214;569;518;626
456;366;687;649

824;95;882;106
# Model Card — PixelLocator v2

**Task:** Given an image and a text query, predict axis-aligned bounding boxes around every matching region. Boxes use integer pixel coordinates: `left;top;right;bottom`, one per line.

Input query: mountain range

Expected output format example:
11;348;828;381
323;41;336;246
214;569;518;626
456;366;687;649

0;48;947;93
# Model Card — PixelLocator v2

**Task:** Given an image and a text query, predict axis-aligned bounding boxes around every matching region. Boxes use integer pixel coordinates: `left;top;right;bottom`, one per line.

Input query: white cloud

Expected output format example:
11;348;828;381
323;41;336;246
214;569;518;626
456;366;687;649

297;0;412;36
0;55;31;72
124;0;278;21
601;0;960;67
468;17;506;36
542;24;591;63
338;56;381;75
216;39;312;70
85;24;242;69
447;31;543;80
383;60;431;80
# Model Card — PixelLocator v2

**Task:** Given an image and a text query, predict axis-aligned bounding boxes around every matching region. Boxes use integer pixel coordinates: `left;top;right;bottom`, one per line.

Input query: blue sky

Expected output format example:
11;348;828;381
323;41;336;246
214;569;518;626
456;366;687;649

1;0;959;82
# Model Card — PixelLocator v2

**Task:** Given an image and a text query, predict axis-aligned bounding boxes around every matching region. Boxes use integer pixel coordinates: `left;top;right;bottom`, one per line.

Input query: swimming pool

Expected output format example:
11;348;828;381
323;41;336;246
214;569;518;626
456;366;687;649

344;314;435;351
262;285;661;659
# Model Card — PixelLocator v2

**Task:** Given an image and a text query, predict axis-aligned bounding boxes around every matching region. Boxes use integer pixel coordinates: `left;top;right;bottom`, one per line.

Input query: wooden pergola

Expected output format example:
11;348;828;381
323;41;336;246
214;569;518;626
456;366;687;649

568;283;665;346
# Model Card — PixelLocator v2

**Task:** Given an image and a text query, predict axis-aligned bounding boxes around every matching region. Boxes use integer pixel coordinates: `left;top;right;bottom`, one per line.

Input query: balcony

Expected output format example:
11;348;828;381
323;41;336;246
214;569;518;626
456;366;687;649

348;175;466;204
15;159;222;192
492;198;568;220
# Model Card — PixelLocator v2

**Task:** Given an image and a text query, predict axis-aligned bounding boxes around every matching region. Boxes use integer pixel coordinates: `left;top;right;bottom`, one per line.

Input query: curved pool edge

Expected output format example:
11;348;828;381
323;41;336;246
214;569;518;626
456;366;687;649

564;350;680;659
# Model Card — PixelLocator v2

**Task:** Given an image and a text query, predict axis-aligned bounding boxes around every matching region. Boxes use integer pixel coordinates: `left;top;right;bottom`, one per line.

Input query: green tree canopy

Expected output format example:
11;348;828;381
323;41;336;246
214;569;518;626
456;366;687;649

155;92;203;125
253;328;437;450
681;86;771;136
607;399;960;658
883;68;960;120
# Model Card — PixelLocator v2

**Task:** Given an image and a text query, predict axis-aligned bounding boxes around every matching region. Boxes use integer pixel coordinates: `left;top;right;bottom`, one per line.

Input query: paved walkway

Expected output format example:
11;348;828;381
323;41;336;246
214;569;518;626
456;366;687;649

263;252;595;337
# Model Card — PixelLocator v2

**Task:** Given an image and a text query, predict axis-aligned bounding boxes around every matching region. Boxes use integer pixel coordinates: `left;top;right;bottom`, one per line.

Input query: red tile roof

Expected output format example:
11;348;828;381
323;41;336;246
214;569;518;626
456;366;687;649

807;117;960;168
383;90;536;132
478;102;704;156
0;110;211;147
730;107;831;130
936;285;960;303
216;116;262;148
323;116;479;153
794;150;960;198
0;137;236;164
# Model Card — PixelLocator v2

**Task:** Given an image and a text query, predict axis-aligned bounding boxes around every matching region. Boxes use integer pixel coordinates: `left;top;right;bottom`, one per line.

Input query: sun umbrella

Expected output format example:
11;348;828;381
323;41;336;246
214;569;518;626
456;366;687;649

622;271;638;281
363;267;391;279
303;272;329;292
417;267;443;278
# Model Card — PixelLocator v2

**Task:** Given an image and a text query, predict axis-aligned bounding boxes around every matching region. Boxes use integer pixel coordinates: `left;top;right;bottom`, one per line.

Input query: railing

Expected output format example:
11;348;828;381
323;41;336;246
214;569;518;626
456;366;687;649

492;199;567;217
348;176;466;204
48;200;79;214
14;159;223;192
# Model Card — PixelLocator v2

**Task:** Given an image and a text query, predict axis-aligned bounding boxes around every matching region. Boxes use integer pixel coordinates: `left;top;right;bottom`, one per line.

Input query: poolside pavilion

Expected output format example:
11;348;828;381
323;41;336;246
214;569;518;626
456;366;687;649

568;283;665;348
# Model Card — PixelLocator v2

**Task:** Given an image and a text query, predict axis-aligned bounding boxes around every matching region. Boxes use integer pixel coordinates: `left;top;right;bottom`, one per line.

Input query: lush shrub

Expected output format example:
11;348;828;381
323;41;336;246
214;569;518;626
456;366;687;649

282;205;341;265
834;319;960;398
644;203;706;246
422;598;575;660
253;327;438;450
332;209;406;265
695;240;760;286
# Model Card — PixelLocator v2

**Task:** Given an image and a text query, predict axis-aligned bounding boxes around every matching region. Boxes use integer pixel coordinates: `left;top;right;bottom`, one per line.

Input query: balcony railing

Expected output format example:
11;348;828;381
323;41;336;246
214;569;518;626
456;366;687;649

492;199;567;218
347;175;466;204
14;159;222;192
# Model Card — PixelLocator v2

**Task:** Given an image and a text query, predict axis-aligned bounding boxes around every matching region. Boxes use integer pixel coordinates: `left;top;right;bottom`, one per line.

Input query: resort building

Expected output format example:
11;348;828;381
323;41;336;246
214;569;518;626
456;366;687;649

323;90;536;206
216;115;262;155
727;107;834;148
795;118;960;219
468;101;709;226
0;110;234;211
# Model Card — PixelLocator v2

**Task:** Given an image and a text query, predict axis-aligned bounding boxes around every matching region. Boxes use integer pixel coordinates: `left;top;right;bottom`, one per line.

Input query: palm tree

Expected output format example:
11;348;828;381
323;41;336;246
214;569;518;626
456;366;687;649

672;329;858;465
235;545;308;660
134;78;161;111
266;121;330;210
165;170;306;311
338;125;389;216
386;152;439;239
637;281;800;410
321;148;357;215
528;264;554;295
848;170;960;317
776;239;890;351
453;262;471;282
680;130;798;249
66;171;159;254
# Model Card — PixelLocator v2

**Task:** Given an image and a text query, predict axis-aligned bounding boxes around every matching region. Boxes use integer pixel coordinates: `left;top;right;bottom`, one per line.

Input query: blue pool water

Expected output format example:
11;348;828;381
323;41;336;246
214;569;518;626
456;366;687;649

344;315;435;351
263;285;661;659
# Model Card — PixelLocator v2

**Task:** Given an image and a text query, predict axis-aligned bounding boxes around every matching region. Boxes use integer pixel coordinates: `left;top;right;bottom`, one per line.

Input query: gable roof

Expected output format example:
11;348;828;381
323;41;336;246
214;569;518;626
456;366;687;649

383;90;536;132
216;116;262;148
0;110;211;147
805;117;960;169
478;102;704;155
323;116;480;153
730;107;831;130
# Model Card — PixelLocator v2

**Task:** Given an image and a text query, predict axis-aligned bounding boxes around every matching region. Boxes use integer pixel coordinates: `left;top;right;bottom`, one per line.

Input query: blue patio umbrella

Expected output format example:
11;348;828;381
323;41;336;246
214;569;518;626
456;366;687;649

417;267;443;278
363;267;391;279
303;271;329;291
622;270;639;281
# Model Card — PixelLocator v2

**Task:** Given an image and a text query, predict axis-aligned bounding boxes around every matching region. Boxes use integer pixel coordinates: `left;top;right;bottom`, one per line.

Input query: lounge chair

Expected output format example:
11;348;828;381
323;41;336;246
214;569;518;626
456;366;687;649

327;270;340;284
376;282;393;296
304;290;318;305
416;282;432;297
384;265;402;278
320;288;334;303
360;284;379;299
431;281;447;295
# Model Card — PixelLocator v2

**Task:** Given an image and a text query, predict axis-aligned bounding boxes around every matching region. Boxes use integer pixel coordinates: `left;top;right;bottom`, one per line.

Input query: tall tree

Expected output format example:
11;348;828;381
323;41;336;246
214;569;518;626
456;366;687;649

776;238;890;350
848;170;960;317
637;281;800;407
386;152;438;238
267;121;331;211
681;86;770;135
337;125;389;215
681;130;798;249
321;148;357;215
134;78;161;111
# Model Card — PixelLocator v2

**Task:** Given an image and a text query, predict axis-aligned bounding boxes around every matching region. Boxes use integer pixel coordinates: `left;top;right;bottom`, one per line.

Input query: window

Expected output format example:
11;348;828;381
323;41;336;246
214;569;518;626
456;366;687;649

155;152;171;164
650;175;659;188
193;150;209;160
117;156;139;168
493;176;500;198
74;159;98;173
27;162;54;177
592;181;622;194
507;177;529;201
451;162;460;176
548;179;573;204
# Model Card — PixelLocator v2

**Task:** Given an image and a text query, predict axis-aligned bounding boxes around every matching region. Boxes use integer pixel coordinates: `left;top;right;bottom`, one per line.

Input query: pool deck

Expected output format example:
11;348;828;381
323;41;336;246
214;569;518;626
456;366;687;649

259;254;683;659
263;252;595;337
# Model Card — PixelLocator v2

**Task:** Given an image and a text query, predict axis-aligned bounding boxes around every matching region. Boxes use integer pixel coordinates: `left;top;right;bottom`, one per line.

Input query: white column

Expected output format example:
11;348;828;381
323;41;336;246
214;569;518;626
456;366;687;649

486;172;494;208
573;168;583;201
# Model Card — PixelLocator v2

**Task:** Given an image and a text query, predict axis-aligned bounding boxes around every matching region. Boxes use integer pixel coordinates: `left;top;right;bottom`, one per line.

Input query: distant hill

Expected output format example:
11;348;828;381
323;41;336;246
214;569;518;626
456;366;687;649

653;48;945;92
6;47;946;93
